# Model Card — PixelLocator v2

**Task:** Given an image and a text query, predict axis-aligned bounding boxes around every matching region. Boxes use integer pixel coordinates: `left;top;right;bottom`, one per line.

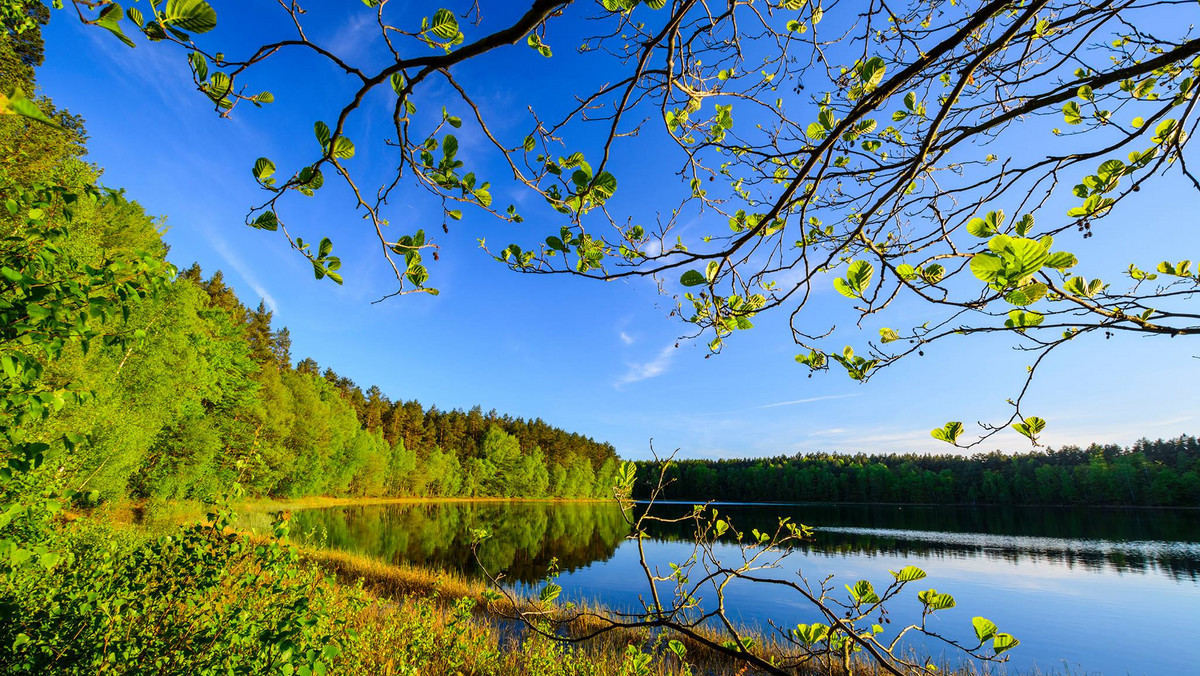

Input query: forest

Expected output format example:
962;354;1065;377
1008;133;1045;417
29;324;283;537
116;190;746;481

40;256;620;502
1;16;615;506
637;437;1200;506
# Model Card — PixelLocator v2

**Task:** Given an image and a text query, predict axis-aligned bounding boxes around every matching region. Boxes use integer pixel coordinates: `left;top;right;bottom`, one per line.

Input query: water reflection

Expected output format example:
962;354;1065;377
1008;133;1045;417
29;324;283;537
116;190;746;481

285;500;632;583
279;500;1200;582
639;503;1200;581
271;500;1200;675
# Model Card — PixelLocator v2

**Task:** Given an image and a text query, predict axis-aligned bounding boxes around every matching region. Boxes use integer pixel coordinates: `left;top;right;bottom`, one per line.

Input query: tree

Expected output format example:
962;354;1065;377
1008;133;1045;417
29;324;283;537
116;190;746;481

36;0;1200;449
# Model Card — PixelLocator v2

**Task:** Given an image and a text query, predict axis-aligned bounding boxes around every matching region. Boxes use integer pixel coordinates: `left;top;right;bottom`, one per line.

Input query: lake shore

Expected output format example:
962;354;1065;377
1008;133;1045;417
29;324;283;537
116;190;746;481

105;496;1189;675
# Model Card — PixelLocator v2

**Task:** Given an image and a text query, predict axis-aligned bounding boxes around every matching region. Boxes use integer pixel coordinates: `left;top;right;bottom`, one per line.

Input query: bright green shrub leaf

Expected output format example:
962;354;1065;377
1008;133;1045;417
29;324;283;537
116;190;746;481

993;633;1020;655
846;260;874;294
973;616;998;642
1063;101;1082;124
931;421;963;444
1012;416;1046;440
966;217;995;238
1045;252;1078;270
314;121;331;148
331;136;355;159
970;253;1004;282
890;565;927;582
428;8;459;40
164;0;218;34
253;157;275;180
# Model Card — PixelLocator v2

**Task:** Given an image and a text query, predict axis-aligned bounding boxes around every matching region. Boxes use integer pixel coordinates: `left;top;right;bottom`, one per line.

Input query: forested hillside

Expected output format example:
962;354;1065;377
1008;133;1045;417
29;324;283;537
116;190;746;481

637;437;1200;507
1;20;616;505
38;257;619;502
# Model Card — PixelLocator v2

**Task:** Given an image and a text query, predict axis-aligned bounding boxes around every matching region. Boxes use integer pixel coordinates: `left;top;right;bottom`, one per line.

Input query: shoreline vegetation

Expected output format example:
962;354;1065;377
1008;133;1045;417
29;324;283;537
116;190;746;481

102;499;1034;676
100;496;1146;675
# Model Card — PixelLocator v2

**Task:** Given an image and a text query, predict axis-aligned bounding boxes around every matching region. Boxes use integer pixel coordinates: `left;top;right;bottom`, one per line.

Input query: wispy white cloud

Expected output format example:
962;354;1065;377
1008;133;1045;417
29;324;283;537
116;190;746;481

806;428;847;436
615;343;676;387
619;331;635;345
202;224;279;313
692;393;861;418
757;393;860;409
325;12;378;62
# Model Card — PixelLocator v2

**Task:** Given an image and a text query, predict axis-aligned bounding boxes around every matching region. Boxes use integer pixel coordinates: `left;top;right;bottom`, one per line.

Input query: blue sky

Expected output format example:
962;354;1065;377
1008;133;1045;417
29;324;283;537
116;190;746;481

32;2;1200;460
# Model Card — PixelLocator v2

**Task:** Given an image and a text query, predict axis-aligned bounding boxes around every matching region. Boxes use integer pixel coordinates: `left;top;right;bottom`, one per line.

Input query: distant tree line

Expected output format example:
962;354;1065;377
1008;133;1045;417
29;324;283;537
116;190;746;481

636;439;1200;507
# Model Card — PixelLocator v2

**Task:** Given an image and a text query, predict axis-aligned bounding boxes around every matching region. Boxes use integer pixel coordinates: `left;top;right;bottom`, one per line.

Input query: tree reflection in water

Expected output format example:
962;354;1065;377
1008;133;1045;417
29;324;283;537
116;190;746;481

282;501;1200;583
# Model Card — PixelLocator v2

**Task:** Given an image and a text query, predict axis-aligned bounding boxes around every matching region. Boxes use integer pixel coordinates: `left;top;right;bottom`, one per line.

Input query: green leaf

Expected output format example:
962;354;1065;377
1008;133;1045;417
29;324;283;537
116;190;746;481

592;171;618;200
1015;213;1034;236
1063;101;1082;125
1;88;61;128
1005;282;1047;306
1005;309;1044;329
1012;416;1046;440
1045;252;1078;270
858;56;886;91
680;270;706;287
931;422;963;444
919;264;945;284
95;4;135;47
207;72;231;101
972;617;998;643
390;72;406;94
407;264;429;287
992;633;1020;655
252;211;278;231
966;217;995;238
164;0;218;34
833;277;855;298
918;589;956;611
539;582;562;604
253;157;275;180
846;579;880;604
890;565;927;582
793;623;828;646
331;136;355;159
428;8;459;40
846;260;874;294
878;327;900;343
969;253;1004;282
314;121;331;148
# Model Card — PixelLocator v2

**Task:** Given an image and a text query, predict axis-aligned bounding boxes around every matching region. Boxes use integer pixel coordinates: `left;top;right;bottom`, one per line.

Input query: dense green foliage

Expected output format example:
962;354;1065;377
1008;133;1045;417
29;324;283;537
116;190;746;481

39;256;619;502
0;16;634;672
637;437;1200;506
1;7;615;507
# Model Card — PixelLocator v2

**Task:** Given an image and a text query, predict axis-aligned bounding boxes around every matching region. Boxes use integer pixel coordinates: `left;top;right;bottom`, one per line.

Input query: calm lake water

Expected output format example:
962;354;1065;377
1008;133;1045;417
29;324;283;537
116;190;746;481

279;501;1200;675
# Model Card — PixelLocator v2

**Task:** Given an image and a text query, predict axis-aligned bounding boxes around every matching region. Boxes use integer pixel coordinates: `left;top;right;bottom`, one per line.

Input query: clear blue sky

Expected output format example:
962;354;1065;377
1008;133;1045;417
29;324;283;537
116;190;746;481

33;2;1200;460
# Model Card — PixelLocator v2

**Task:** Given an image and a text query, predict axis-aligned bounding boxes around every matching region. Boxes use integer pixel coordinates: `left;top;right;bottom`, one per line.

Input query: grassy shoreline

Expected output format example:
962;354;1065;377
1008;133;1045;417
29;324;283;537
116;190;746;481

102;497;1058;675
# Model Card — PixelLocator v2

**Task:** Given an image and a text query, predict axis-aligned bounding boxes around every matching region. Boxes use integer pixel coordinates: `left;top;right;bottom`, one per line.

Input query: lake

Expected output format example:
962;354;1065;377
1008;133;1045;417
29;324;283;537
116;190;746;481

279;500;1200;675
